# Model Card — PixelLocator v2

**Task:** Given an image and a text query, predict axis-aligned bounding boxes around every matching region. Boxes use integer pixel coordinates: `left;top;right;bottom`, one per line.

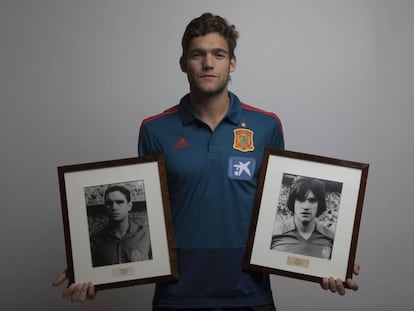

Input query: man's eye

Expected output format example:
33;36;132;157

190;52;202;58
296;196;317;203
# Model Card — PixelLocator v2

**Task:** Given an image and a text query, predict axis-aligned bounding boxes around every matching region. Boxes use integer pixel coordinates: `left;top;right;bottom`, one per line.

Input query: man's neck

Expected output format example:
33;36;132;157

294;218;316;240
108;219;130;239
189;90;230;131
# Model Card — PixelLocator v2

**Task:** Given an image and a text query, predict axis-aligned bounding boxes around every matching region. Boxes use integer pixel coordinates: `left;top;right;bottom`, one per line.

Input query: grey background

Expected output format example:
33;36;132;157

2;0;413;310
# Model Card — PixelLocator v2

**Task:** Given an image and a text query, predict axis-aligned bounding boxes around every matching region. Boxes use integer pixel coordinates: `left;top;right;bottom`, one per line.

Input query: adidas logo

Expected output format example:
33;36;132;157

174;137;190;149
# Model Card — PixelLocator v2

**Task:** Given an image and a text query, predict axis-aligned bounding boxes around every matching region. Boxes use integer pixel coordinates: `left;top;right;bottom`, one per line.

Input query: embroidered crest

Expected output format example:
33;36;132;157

233;128;254;152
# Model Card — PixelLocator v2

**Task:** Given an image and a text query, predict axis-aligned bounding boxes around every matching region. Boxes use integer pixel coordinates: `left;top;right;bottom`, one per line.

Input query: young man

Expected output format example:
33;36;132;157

138;13;283;310
90;185;152;267
270;177;334;259
53;12;359;307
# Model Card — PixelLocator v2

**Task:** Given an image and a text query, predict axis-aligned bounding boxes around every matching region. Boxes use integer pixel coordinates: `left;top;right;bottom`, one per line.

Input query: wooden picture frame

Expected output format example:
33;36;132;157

58;155;178;290
244;148;368;285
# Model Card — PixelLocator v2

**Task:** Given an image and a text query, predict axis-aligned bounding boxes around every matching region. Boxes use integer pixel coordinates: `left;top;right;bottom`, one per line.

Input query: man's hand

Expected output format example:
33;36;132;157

321;263;360;296
52;270;96;302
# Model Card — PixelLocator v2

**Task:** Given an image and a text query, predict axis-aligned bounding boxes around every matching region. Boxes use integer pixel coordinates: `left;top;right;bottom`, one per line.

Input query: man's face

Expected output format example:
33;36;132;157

105;190;132;223
180;32;236;96
293;191;318;225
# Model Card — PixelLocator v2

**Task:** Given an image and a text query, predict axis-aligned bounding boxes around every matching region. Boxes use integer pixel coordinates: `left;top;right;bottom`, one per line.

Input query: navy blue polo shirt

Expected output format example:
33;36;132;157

138;92;284;308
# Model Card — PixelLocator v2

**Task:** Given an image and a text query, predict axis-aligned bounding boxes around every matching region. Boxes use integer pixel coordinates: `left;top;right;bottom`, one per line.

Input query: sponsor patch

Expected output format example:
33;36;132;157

228;156;256;180
233;128;254;152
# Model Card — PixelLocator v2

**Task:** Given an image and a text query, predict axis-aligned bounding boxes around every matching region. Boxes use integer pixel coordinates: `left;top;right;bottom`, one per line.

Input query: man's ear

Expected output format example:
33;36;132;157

180;57;187;73
229;55;237;73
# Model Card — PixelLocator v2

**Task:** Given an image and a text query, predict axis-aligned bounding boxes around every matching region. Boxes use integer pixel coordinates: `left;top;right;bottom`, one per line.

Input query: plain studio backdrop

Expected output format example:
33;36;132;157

1;1;413;310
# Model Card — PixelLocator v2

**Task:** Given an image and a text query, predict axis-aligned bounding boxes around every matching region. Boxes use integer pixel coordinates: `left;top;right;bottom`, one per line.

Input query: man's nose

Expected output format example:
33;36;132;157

107;202;117;209
203;54;214;69
302;202;311;208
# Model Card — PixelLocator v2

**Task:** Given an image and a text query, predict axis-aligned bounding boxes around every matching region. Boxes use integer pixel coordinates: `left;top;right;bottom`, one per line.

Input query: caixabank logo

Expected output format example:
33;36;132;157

228;156;256;180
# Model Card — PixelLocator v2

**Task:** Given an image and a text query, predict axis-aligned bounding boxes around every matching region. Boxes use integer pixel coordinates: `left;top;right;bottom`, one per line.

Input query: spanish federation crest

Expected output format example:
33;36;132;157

233;128;254;152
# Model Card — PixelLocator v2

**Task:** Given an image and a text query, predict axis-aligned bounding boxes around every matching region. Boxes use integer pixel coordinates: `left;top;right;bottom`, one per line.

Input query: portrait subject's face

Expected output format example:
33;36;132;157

105;191;132;222
294;191;318;224
181;32;236;96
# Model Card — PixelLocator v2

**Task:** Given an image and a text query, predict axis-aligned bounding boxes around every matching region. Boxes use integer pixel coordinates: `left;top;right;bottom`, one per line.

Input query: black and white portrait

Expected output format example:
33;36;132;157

85;181;152;267
270;174;343;260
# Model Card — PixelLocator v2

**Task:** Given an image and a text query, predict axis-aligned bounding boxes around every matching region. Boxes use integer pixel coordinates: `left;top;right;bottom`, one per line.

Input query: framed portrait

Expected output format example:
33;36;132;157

244;148;368;285
58;155;178;290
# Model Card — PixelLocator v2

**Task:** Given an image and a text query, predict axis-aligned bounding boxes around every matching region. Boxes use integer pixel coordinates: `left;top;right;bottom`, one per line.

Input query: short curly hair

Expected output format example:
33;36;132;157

181;12;239;59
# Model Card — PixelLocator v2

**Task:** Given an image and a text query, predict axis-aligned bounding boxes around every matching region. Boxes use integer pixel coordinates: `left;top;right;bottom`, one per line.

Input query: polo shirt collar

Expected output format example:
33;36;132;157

179;91;242;126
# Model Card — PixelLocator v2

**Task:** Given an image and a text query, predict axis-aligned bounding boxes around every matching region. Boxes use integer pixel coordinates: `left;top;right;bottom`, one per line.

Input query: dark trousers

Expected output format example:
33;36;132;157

153;305;276;311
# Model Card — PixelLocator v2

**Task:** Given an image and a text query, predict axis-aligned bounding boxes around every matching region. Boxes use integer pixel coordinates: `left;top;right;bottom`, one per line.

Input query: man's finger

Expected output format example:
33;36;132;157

52;271;67;287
